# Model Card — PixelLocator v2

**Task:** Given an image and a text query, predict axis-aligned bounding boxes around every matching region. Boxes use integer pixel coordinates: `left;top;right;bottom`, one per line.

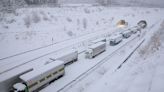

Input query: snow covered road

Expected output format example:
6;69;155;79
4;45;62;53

0;27;116;75
40;30;144;92
0;6;164;92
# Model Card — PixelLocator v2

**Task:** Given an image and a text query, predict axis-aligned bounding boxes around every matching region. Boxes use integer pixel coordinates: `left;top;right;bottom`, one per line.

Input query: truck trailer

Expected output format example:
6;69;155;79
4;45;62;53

110;34;123;45
11;60;65;92
121;30;131;38
53;50;78;65
130;26;141;34
85;42;106;59
90;38;106;44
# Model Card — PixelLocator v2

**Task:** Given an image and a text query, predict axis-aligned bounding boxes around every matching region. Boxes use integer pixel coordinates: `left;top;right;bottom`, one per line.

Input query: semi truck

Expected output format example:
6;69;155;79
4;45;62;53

110;34;123;45
11;60;65;92
52;50;78;65
85;42;106;59
90;38;106;44
130;26;141;34
121;30;131;38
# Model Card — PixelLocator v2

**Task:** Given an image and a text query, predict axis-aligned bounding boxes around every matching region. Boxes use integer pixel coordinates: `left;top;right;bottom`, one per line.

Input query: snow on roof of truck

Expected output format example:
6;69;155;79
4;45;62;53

130;26;139;30
91;38;106;43
20;60;64;82
51;49;77;59
89;42;105;49
110;33;122;40
122;30;131;34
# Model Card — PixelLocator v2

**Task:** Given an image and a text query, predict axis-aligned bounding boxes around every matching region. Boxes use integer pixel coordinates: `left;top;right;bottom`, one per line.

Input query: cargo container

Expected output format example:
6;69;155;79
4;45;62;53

110;34;123;45
54;50;78;65
130;26;141;34
121;30;131;38
90;38;106;44
85;42;106;59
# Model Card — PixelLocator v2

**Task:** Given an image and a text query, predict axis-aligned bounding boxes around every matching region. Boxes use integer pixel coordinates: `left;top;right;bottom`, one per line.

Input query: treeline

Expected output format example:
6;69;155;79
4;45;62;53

0;0;26;13
0;0;111;13
0;0;58;13
97;0;111;6
24;0;57;5
0;0;58;6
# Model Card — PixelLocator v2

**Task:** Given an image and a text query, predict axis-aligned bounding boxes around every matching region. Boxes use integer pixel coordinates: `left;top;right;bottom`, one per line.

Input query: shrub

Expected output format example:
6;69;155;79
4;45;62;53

7;19;16;24
3;25;9;29
23;15;31;28
84;8;90;14
138;28;162;58
43;14;49;21
40;11;49;21
15;34;19;40
96;21;99;25
31;12;40;23
83;18;87;29
67;31;74;37
77;19;80;25
146;11;150;14
97;67;107;75
66;17;72;22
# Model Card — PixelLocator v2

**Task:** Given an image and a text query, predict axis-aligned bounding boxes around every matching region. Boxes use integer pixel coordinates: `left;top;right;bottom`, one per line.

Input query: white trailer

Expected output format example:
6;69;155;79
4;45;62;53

85;42;106;59
90;38;106;44
110;34;123;45
52;50;78;65
121;30;131;38
11;60;65;92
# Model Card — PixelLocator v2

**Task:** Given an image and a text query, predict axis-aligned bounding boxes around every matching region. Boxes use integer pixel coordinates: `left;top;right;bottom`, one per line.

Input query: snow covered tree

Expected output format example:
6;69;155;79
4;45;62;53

24;0;58;5
0;0;27;13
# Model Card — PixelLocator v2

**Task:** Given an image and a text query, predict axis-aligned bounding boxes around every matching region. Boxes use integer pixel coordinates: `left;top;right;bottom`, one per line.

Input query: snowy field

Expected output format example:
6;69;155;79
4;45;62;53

0;5;164;92
0;6;163;59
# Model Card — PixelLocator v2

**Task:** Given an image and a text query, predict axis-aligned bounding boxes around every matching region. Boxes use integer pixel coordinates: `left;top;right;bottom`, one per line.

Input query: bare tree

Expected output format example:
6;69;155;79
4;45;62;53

0;0;27;13
96;0;111;6
24;0;57;5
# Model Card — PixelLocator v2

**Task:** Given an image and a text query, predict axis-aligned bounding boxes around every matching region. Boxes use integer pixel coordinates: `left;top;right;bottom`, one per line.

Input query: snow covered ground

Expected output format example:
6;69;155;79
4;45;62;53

68;19;164;92
0;6;163;59
40;29;143;92
0;5;164;92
